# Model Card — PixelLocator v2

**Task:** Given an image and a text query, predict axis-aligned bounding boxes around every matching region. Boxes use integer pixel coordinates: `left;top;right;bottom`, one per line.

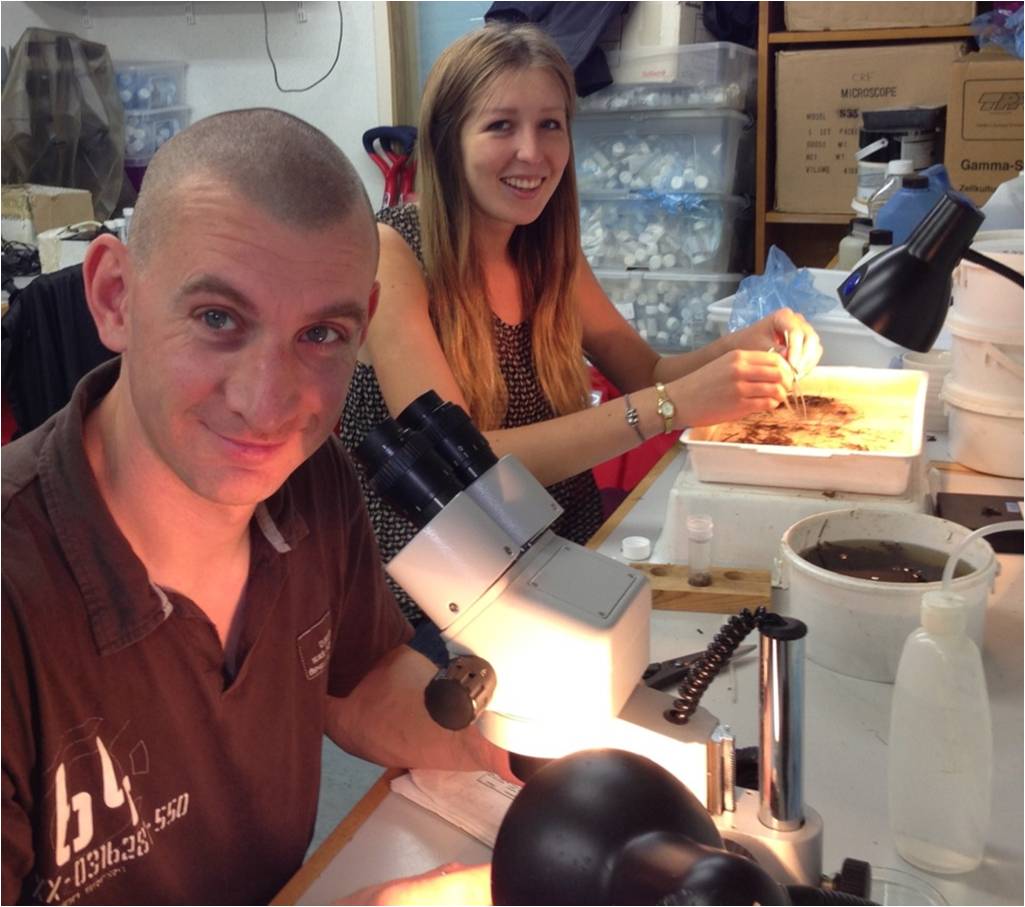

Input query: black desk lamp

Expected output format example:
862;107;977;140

491;749;869;905
837;191;1024;353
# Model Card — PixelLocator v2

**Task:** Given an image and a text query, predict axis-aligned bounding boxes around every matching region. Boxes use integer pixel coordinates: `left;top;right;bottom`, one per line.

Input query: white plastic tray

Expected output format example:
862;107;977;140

681;367;928;495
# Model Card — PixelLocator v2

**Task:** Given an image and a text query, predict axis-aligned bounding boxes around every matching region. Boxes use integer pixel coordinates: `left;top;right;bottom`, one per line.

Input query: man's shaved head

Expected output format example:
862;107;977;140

129;108;376;263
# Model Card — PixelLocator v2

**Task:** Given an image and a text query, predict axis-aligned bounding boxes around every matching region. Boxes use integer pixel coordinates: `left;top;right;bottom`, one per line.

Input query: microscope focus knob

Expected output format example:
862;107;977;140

830;858;872;899
424;655;496;730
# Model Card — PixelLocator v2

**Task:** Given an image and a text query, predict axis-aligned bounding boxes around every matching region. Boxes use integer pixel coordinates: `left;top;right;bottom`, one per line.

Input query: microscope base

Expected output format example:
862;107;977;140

716;789;824;887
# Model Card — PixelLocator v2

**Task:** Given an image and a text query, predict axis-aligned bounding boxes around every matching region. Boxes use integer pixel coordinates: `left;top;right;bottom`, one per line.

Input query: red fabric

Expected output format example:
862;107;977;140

2;393;17;444
589;367;680;495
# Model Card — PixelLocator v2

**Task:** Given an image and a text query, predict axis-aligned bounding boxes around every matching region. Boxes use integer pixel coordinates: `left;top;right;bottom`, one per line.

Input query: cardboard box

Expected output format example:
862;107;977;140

1;184;95;243
944;48;1024;206
775;42;965;214
784;2;975;32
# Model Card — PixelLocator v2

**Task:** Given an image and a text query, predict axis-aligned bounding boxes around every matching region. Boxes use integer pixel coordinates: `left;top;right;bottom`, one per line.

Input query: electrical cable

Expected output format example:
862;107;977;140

261;1;343;93
664;606;783;725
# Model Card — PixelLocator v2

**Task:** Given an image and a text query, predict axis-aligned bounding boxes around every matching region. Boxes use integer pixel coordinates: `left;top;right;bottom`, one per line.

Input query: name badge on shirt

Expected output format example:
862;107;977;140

297;611;332;680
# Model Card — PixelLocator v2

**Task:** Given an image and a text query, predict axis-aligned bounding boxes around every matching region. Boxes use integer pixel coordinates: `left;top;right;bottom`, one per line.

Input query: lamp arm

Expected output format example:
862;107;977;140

961;247;1025;287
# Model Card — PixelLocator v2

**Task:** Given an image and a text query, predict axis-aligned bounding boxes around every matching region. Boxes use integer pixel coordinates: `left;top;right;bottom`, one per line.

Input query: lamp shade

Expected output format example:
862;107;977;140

837;192;985;353
491;749;787;905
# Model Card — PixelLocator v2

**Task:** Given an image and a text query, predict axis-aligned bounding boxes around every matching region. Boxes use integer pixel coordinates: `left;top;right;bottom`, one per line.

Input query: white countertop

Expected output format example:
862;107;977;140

287;444;1024;906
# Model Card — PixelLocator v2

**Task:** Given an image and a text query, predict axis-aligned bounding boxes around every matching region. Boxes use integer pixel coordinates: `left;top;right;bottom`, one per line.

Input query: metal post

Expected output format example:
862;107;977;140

758;617;807;830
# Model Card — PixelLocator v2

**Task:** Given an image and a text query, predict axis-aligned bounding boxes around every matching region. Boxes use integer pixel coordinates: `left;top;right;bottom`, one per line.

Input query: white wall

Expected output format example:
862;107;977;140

1;1;391;203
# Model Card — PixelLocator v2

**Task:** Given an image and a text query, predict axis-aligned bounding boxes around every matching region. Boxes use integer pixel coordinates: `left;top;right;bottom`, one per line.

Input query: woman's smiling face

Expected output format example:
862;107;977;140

459;66;571;233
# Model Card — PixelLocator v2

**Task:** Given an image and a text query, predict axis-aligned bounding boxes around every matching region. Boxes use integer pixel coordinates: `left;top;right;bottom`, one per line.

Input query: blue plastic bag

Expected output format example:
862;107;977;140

728;246;838;332
971;7;1024;59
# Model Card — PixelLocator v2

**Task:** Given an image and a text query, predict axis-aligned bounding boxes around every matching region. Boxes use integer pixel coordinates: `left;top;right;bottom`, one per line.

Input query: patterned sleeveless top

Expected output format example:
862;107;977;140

340;204;604;624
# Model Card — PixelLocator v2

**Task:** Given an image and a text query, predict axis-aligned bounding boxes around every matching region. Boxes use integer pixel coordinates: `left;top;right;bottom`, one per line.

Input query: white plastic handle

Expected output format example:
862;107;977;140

983;343;1025;380
855;138;889;161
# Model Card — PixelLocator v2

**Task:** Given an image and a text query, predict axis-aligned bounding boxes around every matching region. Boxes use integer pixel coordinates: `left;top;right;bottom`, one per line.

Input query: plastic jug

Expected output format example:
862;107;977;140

851;228;894;270
981;172;1024;230
875;175;944;245
835;217;872;270
867;159;914;220
888;590;992;874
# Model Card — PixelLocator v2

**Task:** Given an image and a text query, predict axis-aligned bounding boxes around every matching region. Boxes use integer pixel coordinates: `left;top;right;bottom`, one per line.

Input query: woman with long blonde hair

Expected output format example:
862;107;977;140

342;22;820;659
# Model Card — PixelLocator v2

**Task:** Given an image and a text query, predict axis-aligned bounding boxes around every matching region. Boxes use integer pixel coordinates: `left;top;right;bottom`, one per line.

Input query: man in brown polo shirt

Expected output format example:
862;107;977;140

2;109;510;905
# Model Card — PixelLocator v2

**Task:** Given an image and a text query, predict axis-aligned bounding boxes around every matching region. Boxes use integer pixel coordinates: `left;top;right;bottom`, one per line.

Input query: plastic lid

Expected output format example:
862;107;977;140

685;514;714;541
868;228;893;245
901;175;929;189
622;536;652;560
886;159;915;176
941;378;1025;418
920;590;968;634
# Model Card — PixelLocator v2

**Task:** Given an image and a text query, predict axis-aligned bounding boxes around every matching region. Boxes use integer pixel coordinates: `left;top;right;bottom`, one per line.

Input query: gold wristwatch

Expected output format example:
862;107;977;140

654;382;675;433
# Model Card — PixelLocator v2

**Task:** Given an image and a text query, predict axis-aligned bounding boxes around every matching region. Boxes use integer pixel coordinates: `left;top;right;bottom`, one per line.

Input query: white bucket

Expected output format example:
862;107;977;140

901;349;951;434
941;379;1025;479
946;312;1025;405
773;509;998;683
952;232;1024;334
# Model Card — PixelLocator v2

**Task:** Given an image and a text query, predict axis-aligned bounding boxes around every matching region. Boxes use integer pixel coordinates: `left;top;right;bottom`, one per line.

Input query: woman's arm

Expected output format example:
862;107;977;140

575;256;821;388
366;229;800;486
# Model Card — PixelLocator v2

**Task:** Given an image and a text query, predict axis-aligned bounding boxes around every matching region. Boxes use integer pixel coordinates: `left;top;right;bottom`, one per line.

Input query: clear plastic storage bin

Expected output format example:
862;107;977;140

581;191;752;273
580;41;757;113
124;107;191;165
115;61;186;110
575;109;753;196
597;270;742;352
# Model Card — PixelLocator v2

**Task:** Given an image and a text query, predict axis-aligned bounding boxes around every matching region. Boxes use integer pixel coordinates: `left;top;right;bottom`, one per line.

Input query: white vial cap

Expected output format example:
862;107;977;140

622;536;652;561
887;159;915;176
685;514;714;541
920;590;968;635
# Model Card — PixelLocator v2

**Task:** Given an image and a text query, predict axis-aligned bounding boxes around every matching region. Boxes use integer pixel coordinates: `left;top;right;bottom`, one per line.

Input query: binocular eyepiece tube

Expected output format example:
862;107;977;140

354;390;498;529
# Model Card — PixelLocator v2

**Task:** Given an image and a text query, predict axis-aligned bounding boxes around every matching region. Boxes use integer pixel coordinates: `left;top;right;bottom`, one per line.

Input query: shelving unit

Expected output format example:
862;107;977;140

754;1;975;270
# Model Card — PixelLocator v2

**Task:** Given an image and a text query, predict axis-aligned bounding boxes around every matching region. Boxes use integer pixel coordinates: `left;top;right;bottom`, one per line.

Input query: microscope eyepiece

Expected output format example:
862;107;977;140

354;419;464;528
397;390;498;485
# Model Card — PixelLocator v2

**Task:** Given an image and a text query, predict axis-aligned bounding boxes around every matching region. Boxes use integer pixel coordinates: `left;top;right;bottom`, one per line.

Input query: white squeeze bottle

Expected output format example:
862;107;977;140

888;590;992;874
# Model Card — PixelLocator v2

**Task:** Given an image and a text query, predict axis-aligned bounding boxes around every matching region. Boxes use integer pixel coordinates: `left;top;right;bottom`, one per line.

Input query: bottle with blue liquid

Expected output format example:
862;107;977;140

875;165;952;244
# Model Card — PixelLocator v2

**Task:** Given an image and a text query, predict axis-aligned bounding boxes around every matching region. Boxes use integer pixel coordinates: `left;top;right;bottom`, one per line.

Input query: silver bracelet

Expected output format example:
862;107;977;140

623;393;645;442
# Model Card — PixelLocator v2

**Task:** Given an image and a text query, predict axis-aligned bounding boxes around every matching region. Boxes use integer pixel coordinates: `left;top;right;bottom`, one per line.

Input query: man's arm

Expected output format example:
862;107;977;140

325;644;515;782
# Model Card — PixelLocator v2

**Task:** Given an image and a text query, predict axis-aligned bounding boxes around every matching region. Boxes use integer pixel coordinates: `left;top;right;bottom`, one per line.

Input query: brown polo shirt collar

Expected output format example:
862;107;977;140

38;358;309;657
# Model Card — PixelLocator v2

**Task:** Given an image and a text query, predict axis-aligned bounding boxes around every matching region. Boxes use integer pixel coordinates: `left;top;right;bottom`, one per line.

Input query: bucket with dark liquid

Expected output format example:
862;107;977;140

772;508;997;682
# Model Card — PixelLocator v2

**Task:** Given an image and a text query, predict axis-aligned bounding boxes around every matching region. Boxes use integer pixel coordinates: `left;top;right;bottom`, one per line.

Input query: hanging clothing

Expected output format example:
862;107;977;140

1;264;117;438
485;1;631;96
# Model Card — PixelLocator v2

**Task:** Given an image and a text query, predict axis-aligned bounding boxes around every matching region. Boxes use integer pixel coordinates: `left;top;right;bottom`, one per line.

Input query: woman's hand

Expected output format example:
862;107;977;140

668;348;795;427
730;308;823;378
337;862;492;906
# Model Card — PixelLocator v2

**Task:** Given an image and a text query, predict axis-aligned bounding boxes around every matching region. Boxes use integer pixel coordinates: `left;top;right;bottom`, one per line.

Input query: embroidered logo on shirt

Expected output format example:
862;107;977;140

297;611;332;680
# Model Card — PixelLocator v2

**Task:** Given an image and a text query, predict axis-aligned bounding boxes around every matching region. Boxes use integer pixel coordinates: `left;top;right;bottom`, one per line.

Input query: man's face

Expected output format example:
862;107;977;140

119;180;377;508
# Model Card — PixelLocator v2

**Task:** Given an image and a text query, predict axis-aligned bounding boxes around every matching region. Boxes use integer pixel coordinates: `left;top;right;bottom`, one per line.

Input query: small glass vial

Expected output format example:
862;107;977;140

121;207;134;242
686;514;714;587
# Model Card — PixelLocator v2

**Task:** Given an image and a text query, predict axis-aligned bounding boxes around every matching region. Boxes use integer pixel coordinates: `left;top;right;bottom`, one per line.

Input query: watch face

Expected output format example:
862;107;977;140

660;400;675;417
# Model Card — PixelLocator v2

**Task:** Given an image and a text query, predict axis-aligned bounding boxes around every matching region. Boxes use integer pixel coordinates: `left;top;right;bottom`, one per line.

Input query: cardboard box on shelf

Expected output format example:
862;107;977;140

784;2;976;32
944;47;1024;206
775;42;965;214
1;184;95;243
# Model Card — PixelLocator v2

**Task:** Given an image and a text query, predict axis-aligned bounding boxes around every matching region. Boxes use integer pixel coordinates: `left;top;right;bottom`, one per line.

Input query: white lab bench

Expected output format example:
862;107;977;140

275;443;1023;906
